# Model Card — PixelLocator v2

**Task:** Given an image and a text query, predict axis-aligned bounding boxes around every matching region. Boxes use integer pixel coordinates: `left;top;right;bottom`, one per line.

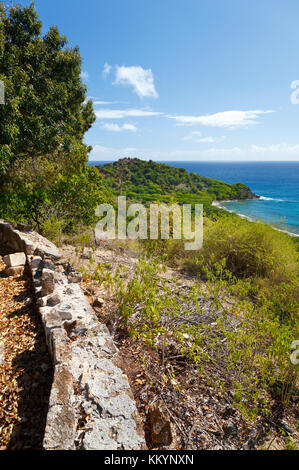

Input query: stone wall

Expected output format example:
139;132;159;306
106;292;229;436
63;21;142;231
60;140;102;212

0;219;146;450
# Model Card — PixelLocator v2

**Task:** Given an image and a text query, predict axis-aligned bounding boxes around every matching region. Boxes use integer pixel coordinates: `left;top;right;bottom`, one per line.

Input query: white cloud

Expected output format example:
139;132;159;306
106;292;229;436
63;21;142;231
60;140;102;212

89;142;299;162
183;131;202;140
95;108;162;119
88;144;242;162
103;63;112;79
80;71;89;81
101;123;137;132
88;97;123;106
250;143;299;154
168;110;274;129
114;65;158;99
93;100;114;105
197;137;220;143
183;131;226;143
123;123;137;132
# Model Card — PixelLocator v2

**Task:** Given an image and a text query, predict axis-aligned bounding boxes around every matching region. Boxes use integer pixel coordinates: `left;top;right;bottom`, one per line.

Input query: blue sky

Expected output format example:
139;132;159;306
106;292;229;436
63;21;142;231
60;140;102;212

20;0;299;161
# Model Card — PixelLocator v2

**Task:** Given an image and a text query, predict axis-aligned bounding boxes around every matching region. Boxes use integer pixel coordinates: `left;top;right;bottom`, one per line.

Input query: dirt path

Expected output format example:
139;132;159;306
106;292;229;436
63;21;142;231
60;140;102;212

0;244;53;450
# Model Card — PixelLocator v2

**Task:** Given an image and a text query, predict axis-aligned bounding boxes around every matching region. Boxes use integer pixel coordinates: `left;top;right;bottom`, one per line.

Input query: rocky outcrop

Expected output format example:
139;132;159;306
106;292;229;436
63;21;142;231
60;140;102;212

0;219;145;450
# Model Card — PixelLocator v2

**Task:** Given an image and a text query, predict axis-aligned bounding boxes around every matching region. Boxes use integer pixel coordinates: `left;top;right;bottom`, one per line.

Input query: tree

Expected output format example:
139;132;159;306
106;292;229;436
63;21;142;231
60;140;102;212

0;2;109;232
0;1;95;175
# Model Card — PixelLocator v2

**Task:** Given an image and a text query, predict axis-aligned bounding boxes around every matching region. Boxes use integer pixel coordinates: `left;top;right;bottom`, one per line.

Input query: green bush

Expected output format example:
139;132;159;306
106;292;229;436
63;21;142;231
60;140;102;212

39;217;64;245
0;159;109;233
170;217;298;283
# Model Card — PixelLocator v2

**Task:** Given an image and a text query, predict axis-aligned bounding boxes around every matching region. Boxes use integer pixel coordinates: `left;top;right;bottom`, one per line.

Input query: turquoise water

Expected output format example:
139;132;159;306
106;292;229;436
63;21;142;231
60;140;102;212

164;161;299;236
89;161;299;236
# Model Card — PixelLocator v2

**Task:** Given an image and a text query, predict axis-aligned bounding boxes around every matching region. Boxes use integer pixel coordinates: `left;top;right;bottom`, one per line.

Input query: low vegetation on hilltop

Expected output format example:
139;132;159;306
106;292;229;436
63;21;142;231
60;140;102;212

98;158;257;211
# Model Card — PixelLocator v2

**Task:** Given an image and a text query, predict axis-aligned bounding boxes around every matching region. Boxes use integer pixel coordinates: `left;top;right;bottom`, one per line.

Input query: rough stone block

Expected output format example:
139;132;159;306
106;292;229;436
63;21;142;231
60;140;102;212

3;252;26;267
42;309;62;348
51;328;72;365
42;269;55;296
4;266;25;277
47;294;61;307
25;243;36;255
31;256;42;269
43;404;76;450
57;304;73;321
49;364;74;407
0;219;146;451
42;259;56;271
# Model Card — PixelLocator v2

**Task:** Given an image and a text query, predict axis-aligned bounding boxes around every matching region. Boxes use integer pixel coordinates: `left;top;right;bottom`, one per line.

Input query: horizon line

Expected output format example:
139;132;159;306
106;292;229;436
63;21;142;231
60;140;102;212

88;159;299;163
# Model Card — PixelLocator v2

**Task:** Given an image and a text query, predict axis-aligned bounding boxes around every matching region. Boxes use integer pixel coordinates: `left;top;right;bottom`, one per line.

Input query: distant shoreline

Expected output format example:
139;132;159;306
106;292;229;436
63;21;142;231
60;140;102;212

212;199;299;238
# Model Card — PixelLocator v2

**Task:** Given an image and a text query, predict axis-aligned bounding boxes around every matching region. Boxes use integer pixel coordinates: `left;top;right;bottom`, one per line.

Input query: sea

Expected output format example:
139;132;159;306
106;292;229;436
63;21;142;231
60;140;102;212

89;161;299;237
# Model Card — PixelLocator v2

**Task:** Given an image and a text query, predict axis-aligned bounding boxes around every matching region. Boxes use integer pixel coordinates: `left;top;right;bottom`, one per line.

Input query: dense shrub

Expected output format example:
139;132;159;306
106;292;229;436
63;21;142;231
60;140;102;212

165;217;298;283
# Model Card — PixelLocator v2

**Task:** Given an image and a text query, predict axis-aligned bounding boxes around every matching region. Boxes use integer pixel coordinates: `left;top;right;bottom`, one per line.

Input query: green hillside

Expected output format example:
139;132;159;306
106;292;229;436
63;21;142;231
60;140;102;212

97;158;258;207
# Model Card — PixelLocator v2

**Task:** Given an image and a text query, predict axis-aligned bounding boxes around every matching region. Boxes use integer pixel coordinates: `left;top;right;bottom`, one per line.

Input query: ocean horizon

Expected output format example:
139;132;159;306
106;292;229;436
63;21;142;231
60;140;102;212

89;160;299;236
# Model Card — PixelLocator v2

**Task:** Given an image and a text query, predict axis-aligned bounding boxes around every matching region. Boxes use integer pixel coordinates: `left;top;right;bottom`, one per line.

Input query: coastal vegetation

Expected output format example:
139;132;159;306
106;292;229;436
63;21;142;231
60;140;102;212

98;158;257;217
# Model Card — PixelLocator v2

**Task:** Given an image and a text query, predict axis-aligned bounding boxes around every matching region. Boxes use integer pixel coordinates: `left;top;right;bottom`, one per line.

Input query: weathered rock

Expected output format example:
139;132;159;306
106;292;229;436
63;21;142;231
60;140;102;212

149;401;173;446
20;231;61;260
43;404;77;450
57;304;72;321
42;269;55;297
31;256;42;269
4;265;25;277
37;297;47;308
49;364;74;406
51;328;72;365
25;243;36;255
47;294;61;307
43;309;62;327
3;252;26;267
16;223;33;232
42;259;56;271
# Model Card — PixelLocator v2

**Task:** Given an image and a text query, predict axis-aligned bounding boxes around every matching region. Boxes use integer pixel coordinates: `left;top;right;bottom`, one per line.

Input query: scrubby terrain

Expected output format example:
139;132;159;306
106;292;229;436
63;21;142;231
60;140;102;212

58;233;299;450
